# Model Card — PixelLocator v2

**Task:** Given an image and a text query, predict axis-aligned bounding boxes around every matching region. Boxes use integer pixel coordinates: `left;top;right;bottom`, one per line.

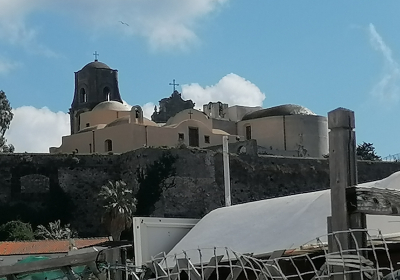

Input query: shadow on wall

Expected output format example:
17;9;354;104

1;158;75;229
0;184;73;228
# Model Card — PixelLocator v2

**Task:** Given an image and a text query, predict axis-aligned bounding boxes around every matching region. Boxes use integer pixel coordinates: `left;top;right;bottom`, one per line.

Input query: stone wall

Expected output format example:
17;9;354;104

1;149;400;237
0;153;120;236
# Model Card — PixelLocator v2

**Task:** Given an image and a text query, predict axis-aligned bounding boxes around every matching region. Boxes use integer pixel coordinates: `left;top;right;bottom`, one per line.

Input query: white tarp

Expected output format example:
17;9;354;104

166;171;400;261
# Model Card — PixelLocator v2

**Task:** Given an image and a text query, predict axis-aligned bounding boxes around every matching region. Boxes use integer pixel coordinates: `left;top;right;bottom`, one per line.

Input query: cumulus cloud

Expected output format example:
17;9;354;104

368;23;400;103
181;73;265;109
5;106;69;153
142;102;156;119
0;0;229;51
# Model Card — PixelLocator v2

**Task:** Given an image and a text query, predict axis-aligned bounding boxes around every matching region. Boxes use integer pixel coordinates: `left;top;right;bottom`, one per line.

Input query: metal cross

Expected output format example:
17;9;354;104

188;110;193;119
93;51;99;61
169;79;179;91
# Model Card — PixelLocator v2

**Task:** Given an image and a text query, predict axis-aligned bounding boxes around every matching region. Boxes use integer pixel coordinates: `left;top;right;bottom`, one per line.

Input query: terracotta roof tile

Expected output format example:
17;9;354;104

0;238;110;256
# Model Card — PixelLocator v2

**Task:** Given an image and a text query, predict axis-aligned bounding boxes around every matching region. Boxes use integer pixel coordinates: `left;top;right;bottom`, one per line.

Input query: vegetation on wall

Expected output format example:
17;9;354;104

323;142;381;161
35;220;77;240
135;151;177;216
0;220;78;241
356;142;381;161
0;220;35;241
0;90;14;153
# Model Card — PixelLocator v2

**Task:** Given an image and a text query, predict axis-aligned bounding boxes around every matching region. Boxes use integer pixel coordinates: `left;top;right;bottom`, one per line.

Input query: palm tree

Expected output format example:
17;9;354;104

35;220;77;240
99;180;137;241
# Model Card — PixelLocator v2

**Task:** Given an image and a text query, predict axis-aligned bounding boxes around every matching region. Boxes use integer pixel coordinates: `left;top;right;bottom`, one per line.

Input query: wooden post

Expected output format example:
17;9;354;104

328;108;367;279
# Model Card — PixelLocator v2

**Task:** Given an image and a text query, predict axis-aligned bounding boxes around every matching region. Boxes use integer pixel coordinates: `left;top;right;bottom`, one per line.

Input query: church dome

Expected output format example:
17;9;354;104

242;104;315;121
92;101;131;112
81;61;111;71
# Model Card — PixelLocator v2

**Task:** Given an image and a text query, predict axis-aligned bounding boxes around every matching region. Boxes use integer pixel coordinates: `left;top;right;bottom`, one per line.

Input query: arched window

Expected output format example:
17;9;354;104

105;139;113;152
80;88;87;103
103;87;111;101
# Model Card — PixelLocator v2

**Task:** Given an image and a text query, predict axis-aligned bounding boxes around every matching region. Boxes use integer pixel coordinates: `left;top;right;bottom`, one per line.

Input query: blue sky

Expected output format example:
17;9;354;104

1;0;400;157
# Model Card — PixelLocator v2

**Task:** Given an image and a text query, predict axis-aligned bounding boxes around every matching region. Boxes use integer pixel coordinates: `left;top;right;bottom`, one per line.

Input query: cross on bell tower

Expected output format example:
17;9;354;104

169;79;179;92
93;51;99;62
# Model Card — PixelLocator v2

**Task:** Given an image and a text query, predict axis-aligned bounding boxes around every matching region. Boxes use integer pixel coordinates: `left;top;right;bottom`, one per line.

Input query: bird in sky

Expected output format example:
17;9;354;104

119;21;130;26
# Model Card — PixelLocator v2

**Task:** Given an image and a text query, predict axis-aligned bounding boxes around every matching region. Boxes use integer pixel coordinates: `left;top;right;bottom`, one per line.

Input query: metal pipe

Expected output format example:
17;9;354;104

222;136;231;207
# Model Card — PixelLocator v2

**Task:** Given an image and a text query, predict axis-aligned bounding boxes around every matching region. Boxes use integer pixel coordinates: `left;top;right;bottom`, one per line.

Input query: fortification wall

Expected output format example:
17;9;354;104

0;149;399;237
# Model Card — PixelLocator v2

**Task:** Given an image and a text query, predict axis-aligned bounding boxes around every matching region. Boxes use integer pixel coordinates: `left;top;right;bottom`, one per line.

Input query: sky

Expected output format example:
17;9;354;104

1;0;400;157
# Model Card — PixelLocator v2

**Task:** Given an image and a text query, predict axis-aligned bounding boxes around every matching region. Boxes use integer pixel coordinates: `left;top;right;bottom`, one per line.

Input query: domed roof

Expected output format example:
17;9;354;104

242;104;315;121
92;101;131;112
81;60;111;71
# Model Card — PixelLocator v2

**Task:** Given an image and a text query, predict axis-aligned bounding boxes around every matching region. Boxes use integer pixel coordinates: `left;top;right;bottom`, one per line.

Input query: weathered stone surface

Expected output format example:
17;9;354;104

0;149;399;237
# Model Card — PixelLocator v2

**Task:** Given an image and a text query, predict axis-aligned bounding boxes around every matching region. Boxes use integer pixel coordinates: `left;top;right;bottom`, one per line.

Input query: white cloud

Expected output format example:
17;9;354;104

368;23;400;103
181;73;265;109
0;0;56;57
5;106;69;153
142;102;156;119
0;57;20;74
0;0;229;51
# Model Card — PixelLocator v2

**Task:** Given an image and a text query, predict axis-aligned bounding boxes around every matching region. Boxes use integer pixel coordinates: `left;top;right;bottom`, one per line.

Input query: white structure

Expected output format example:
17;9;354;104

133;217;199;267
166;171;400;263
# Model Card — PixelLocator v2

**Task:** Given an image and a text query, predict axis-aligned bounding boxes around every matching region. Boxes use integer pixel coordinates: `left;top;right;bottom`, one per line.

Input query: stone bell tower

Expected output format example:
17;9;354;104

69;57;123;134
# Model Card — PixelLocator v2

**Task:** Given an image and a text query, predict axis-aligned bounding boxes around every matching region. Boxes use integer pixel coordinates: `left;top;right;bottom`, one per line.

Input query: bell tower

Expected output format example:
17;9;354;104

69;58;123;134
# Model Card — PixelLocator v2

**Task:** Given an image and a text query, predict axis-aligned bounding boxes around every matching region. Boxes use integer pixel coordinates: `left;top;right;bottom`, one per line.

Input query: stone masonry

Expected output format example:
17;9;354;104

0;148;400;237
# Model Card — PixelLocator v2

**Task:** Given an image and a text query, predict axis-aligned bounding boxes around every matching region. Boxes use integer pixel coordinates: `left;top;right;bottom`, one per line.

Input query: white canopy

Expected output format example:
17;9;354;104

167;171;400;260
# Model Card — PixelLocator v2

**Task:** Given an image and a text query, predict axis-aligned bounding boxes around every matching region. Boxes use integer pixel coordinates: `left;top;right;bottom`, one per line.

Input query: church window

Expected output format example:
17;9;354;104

80;88;87;103
89;143;92;153
178;133;184;141
204;135;210;144
105;139;113;152
103;87;111;101
86;123;90;127
245;125;251;140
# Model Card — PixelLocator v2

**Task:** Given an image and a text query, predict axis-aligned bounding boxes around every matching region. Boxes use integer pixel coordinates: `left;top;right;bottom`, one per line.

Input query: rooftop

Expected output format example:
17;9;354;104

242;104;315;121
0;237;109;255
81;61;111;71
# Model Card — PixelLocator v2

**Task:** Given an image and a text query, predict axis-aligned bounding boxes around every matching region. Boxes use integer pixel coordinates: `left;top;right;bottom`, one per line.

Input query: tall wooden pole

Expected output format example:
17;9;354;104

328;108;367;279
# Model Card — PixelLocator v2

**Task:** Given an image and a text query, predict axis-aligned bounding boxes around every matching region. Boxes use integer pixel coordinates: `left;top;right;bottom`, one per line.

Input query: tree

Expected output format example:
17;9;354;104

0;220;35;241
35;220;77;240
356;142;381;161
0;90;14;153
99;180;137;241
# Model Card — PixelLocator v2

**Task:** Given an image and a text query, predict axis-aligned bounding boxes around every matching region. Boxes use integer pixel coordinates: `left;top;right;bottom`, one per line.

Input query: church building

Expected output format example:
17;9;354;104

50;60;328;158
